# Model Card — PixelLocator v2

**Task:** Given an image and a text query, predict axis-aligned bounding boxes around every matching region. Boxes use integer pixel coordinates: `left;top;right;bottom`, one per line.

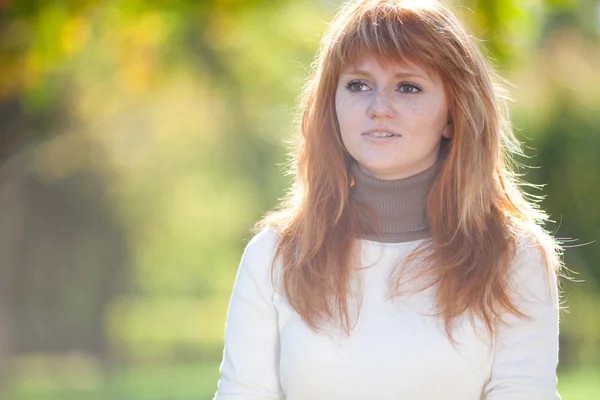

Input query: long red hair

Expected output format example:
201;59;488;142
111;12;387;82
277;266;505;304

258;0;562;339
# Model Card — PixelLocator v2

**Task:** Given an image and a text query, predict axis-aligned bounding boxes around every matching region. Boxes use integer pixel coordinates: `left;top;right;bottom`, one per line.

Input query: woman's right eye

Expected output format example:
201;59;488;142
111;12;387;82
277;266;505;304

345;80;369;93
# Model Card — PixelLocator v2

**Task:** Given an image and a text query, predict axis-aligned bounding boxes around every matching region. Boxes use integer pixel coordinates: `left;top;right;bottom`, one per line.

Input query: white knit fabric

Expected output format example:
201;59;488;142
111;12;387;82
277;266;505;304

214;228;561;400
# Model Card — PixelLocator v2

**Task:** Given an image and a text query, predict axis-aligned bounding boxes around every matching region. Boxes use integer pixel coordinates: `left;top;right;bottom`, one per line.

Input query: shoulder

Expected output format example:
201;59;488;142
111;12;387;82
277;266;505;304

512;234;547;271
237;226;283;287
243;226;281;262
509;232;560;306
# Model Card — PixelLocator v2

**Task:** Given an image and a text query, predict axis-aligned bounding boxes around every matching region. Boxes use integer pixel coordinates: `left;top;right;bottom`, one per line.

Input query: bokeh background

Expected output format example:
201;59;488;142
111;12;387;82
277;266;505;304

0;0;598;399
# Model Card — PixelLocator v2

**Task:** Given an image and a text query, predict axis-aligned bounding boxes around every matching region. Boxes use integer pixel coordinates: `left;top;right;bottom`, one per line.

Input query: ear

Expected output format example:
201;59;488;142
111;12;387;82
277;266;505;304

442;116;453;139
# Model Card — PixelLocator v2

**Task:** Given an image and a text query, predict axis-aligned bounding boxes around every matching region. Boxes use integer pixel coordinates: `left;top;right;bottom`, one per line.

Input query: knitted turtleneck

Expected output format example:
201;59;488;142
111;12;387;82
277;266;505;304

350;161;440;243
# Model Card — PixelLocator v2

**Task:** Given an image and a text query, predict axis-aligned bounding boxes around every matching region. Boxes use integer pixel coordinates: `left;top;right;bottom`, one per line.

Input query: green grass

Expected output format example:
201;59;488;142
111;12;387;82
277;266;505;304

558;366;600;400
5;362;599;400
5;363;221;400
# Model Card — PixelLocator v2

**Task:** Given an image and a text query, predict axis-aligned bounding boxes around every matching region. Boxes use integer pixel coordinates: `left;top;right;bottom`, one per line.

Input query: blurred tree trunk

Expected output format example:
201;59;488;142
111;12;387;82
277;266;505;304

0;92;29;393
0;155;25;394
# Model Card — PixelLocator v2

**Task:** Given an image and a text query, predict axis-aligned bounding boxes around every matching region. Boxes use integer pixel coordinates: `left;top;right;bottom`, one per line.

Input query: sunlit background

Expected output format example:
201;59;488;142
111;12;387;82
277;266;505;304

0;0;598;399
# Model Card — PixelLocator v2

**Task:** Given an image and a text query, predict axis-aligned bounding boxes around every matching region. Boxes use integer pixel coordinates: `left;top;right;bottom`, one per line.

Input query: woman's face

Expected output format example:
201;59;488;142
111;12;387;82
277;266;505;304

335;54;451;180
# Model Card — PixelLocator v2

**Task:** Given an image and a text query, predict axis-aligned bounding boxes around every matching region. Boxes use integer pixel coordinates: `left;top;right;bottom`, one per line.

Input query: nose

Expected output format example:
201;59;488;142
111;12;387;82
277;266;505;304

367;88;395;119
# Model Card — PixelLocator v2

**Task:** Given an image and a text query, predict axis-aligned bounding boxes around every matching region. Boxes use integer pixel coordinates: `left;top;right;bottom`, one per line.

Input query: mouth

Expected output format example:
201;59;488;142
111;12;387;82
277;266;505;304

362;131;401;140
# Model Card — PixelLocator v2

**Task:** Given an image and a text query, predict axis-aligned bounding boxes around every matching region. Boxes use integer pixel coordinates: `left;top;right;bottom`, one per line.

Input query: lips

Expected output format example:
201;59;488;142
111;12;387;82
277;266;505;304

362;129;401;137
361;131;401;143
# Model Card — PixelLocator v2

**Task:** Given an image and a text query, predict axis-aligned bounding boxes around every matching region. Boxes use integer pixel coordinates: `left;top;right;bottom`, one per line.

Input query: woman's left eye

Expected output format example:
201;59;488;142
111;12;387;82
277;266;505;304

398;83;422;93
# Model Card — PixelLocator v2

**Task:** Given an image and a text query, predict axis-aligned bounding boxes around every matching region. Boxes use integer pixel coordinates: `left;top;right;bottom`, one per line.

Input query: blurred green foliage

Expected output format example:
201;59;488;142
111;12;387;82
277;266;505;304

0;0;599;398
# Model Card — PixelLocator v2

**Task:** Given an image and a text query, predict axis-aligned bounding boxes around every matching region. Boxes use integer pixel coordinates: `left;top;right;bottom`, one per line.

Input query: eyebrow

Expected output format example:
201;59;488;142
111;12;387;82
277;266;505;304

342;68;431;81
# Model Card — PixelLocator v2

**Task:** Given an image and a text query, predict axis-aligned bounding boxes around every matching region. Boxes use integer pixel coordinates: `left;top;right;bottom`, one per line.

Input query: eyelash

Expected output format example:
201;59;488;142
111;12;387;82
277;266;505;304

344;79;422;94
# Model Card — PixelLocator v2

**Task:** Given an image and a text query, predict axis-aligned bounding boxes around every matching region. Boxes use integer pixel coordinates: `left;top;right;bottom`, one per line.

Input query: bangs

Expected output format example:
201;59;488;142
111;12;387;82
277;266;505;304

330;3;446;75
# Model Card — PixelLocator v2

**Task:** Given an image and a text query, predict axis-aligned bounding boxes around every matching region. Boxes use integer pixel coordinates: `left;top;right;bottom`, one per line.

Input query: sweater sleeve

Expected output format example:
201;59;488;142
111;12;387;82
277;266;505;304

213;228;284;400
484;240;561;400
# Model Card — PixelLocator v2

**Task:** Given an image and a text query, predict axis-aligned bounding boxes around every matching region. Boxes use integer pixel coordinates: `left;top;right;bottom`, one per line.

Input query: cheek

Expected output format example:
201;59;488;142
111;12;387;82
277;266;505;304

335;98;354;129
335;95;352;150
406;99;447;131
426;94;450;127
338;109;363;154
336;97;361;129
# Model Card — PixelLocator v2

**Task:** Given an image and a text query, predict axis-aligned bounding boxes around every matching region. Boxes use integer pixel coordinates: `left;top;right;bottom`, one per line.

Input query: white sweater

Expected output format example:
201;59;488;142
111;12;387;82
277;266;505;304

213;228;561;400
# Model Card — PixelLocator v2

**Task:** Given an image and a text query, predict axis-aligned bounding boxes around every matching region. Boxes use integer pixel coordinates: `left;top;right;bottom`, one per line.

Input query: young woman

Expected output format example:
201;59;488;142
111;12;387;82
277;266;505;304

214;0;562;399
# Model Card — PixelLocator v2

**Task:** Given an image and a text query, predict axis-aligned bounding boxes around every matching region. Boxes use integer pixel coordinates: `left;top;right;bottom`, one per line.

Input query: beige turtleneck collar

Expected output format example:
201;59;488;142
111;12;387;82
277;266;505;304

350;161;440;243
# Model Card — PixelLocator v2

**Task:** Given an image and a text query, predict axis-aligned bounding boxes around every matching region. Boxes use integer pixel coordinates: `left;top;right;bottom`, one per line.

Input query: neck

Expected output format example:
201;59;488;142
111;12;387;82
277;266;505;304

350;161;440;243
